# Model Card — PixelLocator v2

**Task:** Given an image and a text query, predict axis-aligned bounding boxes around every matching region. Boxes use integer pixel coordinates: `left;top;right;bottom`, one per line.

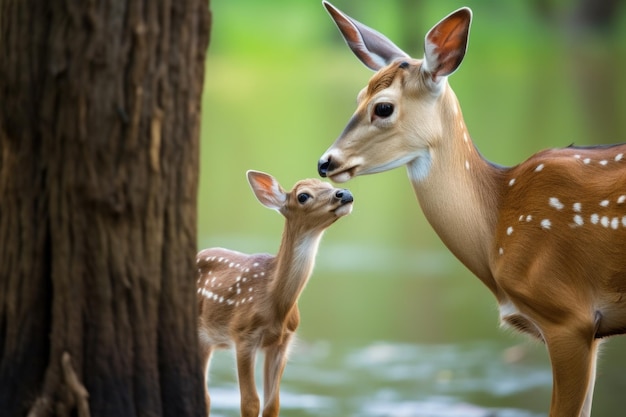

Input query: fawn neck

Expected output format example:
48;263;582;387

270;220;324;321
408;87;505;293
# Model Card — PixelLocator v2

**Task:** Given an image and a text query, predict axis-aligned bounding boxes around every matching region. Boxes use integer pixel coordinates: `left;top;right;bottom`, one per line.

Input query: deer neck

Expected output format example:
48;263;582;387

270;221;324;321
407;87;505;294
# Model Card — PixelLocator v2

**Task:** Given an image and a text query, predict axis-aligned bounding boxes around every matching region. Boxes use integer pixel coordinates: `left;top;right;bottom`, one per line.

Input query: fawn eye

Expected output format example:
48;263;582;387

297;193;310;204
374;103;394;118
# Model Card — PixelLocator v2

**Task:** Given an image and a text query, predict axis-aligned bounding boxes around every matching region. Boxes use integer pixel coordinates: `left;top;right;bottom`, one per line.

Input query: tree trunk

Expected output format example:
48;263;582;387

0;1;211;416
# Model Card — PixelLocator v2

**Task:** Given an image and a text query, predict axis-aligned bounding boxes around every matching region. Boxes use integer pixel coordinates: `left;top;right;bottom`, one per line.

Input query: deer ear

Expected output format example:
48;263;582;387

323;1;409;71
247;170;287;211
422;7;472;85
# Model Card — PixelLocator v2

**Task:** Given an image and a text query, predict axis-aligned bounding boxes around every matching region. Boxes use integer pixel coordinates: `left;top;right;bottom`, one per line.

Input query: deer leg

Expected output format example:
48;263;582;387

262;335;293;417
543;324;598;417
580;339;601;417
198;337;213;416
235;341;260;417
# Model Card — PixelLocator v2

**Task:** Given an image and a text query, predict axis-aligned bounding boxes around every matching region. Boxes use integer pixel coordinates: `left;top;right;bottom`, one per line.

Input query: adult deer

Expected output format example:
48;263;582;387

197;170;353;417
317;2;626;416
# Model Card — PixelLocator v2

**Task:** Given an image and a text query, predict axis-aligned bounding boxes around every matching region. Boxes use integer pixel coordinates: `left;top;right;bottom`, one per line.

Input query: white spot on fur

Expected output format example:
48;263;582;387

509;178;516;186
601;216;610;228
600;160;608;166
591;214;599;224
573;215;584;226
535;164;544;172
549;197;564;210
526;215;532;222
200;288;214;299
583;158;591;164
518;215;524;221
573;202;581;212
541;219;551;229
611;217;620;229
600;200;609;207
616;153;624;161
499;247;504;256
506;226;513;236
574;154;581;159
618;195;626;204
465;160;470;170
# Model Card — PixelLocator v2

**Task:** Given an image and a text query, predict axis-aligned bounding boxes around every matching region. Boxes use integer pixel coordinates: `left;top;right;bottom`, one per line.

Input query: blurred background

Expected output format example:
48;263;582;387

198;1;626;416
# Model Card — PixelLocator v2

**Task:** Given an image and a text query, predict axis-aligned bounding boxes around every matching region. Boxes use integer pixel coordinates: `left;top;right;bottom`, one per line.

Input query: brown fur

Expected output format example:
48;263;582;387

366;62;405;97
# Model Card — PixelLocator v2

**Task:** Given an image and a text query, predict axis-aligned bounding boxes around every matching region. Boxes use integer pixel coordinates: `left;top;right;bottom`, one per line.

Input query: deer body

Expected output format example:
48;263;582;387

197;170;353;417
317;3;626;416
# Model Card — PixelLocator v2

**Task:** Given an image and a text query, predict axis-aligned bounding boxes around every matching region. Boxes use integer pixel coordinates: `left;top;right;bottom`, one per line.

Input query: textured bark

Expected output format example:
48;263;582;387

0;1;211;416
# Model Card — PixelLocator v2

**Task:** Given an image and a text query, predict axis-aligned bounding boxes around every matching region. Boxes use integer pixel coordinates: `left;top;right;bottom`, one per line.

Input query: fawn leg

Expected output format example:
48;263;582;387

199;339;213;416
262;336;293;417
236;342;260;417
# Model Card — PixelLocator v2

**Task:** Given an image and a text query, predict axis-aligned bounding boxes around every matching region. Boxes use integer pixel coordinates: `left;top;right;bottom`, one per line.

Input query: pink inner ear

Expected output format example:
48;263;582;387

254;174;276;194
425;8;471;78
248;172;286;211
428;15;469;48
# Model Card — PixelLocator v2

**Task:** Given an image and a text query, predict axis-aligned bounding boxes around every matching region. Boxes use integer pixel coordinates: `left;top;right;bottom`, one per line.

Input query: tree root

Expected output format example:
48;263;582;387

61;352;91;417
26;352;91;417
26;396;52;417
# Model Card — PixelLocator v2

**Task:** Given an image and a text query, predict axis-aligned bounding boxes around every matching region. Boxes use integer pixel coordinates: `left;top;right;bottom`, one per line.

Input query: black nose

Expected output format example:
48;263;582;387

318;158;330;178
335;189;353;204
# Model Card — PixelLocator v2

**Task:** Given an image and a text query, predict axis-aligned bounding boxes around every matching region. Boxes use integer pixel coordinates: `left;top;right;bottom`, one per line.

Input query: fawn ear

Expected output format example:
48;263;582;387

323;1;409;71
422;7;472;85
247;170;287;211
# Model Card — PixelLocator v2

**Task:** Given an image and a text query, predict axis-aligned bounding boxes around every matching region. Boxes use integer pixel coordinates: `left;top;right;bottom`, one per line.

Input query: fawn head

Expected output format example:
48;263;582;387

247;170;353;230
317;1;472;183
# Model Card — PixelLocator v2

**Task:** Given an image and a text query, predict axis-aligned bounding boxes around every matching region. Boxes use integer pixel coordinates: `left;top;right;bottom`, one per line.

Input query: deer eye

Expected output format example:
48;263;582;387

297;193;310;204
374;102;394;118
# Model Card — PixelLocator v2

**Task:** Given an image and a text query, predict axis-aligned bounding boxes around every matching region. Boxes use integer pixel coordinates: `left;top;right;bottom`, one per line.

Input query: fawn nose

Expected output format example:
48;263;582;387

318;157;332;178
335;189;353;204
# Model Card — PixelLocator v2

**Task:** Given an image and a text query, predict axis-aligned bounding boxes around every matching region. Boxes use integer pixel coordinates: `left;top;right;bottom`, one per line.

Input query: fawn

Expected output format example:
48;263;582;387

197;170;353;417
